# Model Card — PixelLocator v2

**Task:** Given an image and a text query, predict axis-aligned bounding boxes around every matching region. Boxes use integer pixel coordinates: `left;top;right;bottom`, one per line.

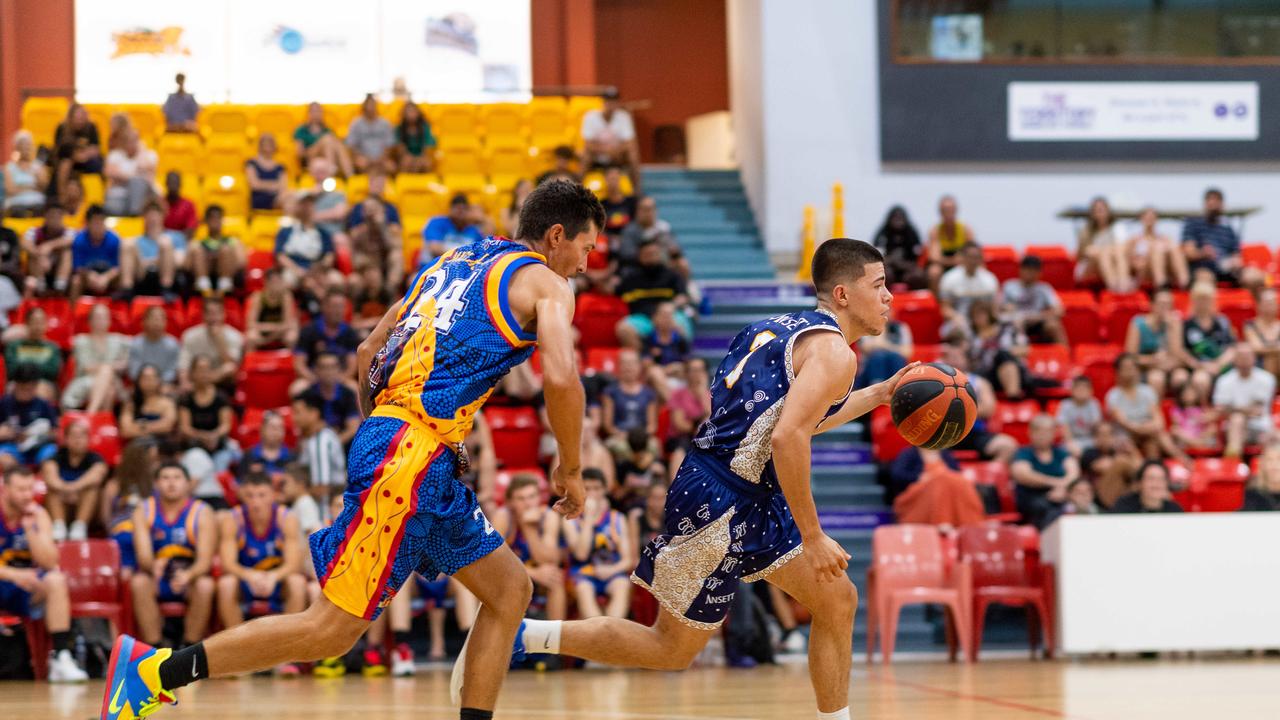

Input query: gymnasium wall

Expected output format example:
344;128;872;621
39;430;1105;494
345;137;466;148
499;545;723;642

728;0;1280;262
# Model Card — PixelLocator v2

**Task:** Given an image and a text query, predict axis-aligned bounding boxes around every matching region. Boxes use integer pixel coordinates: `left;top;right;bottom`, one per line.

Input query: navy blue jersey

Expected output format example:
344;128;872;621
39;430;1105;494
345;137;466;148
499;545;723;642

691;309;851;493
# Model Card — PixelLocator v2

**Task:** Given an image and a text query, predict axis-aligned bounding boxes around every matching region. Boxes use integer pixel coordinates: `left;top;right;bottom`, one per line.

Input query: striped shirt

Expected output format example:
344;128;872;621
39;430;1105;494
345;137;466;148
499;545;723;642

1181;216;1239;263
299;427;346;490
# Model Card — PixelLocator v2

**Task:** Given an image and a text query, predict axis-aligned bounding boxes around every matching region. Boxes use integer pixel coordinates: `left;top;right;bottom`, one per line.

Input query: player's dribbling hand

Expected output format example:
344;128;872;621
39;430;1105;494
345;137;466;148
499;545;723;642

807;533;851;583
879;362;922;404
551;466;585;520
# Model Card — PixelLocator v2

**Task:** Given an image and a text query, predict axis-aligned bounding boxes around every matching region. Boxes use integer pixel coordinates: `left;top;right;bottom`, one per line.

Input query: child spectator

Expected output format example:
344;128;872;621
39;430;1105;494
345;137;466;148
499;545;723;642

1056;376;1102;456
643;302;691;366
1110;461;1183;514
277;465;323;544
564;469;634;619
1063;478;1102;516
601;349;659;455
190;205;245;297
68;205;122;297
1169;383;1218;453
244;411;294;476
41;420;108;542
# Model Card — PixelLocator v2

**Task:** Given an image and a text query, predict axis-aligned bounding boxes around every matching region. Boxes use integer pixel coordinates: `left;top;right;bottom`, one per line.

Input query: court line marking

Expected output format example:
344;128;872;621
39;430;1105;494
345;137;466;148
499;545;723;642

867;670;1091;720
261;702;752;720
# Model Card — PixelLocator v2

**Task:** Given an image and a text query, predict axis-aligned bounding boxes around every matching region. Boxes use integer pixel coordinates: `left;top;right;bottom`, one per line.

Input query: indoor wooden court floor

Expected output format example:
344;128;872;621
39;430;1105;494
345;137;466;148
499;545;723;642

3;656;1278;720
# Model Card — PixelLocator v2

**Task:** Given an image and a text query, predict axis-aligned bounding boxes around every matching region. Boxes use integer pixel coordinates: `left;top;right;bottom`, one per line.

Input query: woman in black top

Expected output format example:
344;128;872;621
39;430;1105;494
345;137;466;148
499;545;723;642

872;205;925;289
178;356;239;508
1241;447;1280;511
41;420;108;541
1110;460;1184;514
245;268;299;351
120;364;177;442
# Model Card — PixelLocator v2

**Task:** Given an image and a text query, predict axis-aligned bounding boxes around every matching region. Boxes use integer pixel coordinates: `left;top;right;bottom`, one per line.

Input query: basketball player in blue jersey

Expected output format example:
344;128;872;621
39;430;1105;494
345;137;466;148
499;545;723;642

102;181;605;720
482;239;917;720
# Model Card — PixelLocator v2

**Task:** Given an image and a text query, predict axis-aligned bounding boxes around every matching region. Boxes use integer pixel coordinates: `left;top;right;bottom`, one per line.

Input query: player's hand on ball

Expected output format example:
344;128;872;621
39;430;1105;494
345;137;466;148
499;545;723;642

552;465;585;520
808;533;851;583
879;362;922;404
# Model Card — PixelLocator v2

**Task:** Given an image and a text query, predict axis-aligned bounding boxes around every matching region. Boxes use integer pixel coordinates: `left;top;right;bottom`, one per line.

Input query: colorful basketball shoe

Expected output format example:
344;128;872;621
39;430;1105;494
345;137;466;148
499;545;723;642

100;635;177;720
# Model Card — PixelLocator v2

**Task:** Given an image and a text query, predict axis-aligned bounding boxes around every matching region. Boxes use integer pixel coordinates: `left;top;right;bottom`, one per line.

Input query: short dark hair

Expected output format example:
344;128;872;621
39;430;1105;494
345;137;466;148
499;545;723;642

553;145;575;160
1066;478;1091;494
155;461;189;480
582;467;607;486
505;473;542;501
293;389;326;414
627;427;650;453
241;471;272;488
1071;375;1093;387
142;200;164;216
85;204;107;221
10;365;40;384
1136;460;1170;485
315;351;343;366
516;180;606;244
1205;187;1224;201
810;238;884;296
3;466;32;484
284;463;310;488
1114;352;1136;370
961;240;982;254
449;192;469;207
1020;255;1042;271
204;204;224;221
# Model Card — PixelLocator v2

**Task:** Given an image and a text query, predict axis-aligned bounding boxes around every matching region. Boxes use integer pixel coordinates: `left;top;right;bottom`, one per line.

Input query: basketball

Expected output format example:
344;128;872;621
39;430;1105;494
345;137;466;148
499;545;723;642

889;363;978;450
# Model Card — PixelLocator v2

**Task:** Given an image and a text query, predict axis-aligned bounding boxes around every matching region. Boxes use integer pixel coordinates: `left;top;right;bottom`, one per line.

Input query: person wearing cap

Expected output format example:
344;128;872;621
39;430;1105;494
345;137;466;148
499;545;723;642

580;89;640;186
421;192;483;264
0;365;60;470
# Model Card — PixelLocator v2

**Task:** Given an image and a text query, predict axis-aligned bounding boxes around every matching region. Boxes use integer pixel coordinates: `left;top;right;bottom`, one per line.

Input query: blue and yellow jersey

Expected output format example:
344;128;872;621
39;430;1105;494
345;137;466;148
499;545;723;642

0;511;33;569
109;497;138;571
234;504;286;572
368;237;546;444
145;496;208;570
570;510;625;575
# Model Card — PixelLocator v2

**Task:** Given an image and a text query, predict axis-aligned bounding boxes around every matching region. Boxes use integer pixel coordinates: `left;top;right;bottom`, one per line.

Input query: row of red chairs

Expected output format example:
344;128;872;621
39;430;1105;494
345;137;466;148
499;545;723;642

12;296;247;350
967;243;1275;291
866;523;1054;663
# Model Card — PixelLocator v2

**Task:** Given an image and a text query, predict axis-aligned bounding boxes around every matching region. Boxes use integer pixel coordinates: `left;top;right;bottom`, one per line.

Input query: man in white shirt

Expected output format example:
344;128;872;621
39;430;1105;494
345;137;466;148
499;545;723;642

580;89;640;185
939;241;999;323
103;128;158;217
1213;343;1276;457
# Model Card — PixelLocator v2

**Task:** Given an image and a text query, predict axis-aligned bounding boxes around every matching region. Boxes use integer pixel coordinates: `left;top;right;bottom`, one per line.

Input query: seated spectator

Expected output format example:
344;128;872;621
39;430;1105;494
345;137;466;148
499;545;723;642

1182;187;1264;290
1127;207;1189;289
293;101;353;178
392;101;436;173
1076;197;1131;292
887;444;959;501
245;269;299;353
536;145;581;186
599;166;637;238
1011;414;1080;529
41;419;107;542
178;296;244;388
1079;421;1144;509
246;133;287;212
351;261;399;335
618;195;687;279
602;349;659;453
5;308;62;396
1241;445;1280;511
61;303;128;412
191;204;245;297
301;157;350;245
1000;256;1066;345
52;103;104;176
128;462;217;650
346;170;403;288
102;438;158;579
162;170;198;240
21;204;74;295
128;305;181;385
966;299;1033;399
5;130;48;216
162;73;200;133
215;472;306;657
292;390;346;512
119;364;177;443
244;411;294;476
68;205;123;297
275;194;335;292
58;173;85;222
644;302;692;366
1124;287;1187;398
872;205;925;289
1061;478;1102;518
0;467;89;681
422;193;484;262
277;465;322;542
1169;382;1218;454
939;241;998;327
856;311;912;388
492;473;567;622
892;447;987;527
107;112;133;153
1056;376;1102;457
1244;287;1280;379
939;340;1017;463
581;90;640;184
462;412;498;513
1213;343;1276;458
293;291;359;391
499;179;533;237
616;239;692;349
121;201;179;298
629;480;667;551
1110;461;1183;514
926;195;974;292
656;358;711;479
1106;353;1185;461
346;94;395;174
178;356;240;507
564;468;634;619
1183;282;1237;400
104;128;158;217
302;352;360;444
613;428;665;512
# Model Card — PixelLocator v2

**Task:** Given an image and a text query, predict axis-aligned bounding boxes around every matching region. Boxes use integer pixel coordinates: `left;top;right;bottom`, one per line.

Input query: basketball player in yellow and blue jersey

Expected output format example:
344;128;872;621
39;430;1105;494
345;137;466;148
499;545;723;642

102;180;604;720
491;239;916;720
214;472;306;631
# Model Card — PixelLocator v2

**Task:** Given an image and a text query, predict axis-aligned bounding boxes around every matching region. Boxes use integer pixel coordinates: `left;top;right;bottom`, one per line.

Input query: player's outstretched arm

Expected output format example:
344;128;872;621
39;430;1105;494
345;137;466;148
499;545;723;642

772;331;856;582
355;299;403;419
814;361;920;434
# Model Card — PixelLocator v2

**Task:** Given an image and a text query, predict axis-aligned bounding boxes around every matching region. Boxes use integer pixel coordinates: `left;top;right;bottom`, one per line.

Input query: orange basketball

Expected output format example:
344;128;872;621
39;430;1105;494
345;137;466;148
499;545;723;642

889;363;978;450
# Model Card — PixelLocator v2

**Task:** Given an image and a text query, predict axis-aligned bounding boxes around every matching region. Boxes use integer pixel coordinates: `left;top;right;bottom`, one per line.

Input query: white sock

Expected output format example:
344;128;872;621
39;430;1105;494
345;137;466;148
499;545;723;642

817;708;850;720
521;619;562;654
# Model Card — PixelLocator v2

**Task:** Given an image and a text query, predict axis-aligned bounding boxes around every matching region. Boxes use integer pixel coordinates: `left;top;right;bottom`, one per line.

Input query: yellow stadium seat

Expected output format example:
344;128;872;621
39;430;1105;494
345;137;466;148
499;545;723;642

253;106;303;146
22;97;70;148
107;216;143;238
84;105;114;148
323;105;360;138
431;105;480;141
2;217;41;240
203;175;248;218
479;104;526;141
582;170;634;198
397;175;447;218
202;105;253;138
80;174;106;207
205;135;251;177
484;143;532;193
121;105;164;143
528;101;569;149
346;174;369;204
248;215;282;252
199;214;247;242
379;99;406;126
402;218;426;271
156;134;205;179
297;174;347;195
437;142;486;194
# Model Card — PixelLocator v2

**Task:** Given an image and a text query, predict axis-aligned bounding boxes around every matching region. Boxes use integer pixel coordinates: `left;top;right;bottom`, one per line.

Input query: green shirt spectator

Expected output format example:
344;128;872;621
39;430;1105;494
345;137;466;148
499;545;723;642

5;338;62;384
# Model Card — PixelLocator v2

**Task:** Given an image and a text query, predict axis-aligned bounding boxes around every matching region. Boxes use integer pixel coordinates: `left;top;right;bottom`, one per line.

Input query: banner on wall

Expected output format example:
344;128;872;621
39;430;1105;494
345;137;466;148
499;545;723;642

75;0;531;104
1008;82;1260;142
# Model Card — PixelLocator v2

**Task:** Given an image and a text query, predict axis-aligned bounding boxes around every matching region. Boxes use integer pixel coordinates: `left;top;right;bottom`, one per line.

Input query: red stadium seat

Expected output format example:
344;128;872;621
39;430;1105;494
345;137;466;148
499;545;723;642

958;461;1017;520
991;400;1039;445
1099;294;1149;344
17;298;73;349
129;296;187;336
58;540;132;636
1058;291;1100;346
236;350;297;409
1074;344;1120;399
871;405;910;465
910;344;944;364
983;246;1019;284
866;524;972;664
1241;244;1273;271
486;406;542;468
245;251;276;294
573;293;629;352
1217;288;1255;335
1023;246;1075;289
187;297;246;332
59;412;122;466
72;297;130;334
1026;345;1071;398
492;467;549;507
584;347;621;376
957;524;1054;661
896;291;942;345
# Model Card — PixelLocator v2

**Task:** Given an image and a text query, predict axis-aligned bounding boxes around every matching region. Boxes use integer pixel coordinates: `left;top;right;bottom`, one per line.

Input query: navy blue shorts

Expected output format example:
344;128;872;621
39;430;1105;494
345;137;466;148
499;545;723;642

571;571;629;596
632;455;803;630
240;581;284;615
0;579;32;616
414;574;452;609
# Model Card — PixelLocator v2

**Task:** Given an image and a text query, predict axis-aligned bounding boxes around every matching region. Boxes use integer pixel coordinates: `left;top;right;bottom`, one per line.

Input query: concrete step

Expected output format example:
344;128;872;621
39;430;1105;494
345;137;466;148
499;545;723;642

677;234;763;250
649;192;753;209
665;219;758;235
692;266;776;281
642;168;741;181
813;484;885;507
